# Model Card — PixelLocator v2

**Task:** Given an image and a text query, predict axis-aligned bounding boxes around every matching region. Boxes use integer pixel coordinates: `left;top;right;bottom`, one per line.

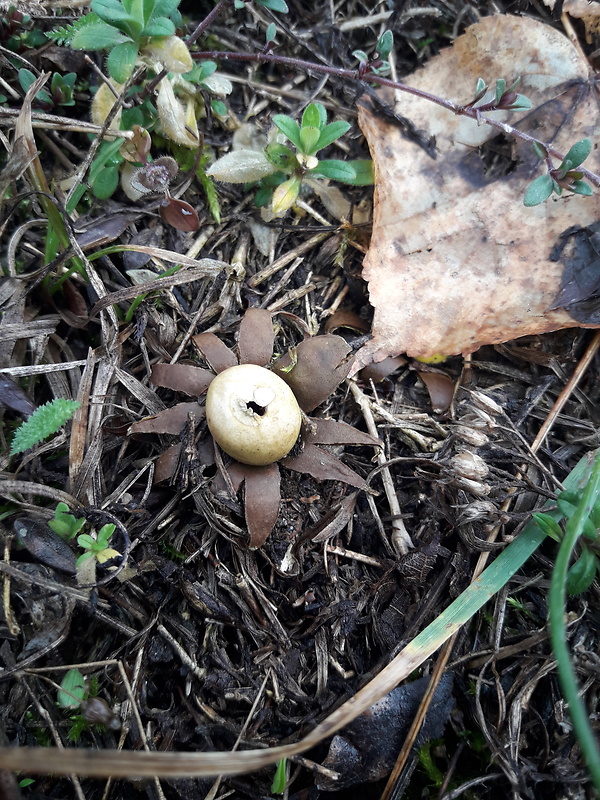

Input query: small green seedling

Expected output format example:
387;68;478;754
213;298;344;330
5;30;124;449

467;76;532;113
524;138;593;206
9;399;80;456
57;668;87;710
533;479;600;594
18;69;76;109
271;758;287;794
48;502;86;541
207;101;373;216
77;523;120;566
353;30;394;78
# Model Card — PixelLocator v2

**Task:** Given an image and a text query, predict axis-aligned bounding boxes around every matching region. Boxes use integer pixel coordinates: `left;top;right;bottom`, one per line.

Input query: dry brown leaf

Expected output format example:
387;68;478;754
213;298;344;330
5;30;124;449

311;492;358;543
273;335;353;412
192;332;237;373
242;462;281;549
129;402;204;435
305;418;381;448
416;370;455;414
238;307;275;366
352;14;600;369
283;443;368;489
151;363;214;396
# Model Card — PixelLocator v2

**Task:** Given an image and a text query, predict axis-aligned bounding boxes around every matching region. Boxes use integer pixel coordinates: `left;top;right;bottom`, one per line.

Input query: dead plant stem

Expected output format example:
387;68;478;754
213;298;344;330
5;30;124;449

348;379;412;554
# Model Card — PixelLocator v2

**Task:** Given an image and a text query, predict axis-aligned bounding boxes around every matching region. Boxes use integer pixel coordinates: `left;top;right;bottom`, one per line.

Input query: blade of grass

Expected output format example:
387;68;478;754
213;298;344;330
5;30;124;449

15;73;86;282
548;452;600;792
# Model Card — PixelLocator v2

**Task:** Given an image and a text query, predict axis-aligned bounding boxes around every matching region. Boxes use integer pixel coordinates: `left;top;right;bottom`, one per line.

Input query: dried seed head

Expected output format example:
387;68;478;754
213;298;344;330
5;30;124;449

128;157;179;195
468;390;503;417
453;476;491;496
457;500;499;523
450;451;490;481
453;424;489;448
460;410;498;432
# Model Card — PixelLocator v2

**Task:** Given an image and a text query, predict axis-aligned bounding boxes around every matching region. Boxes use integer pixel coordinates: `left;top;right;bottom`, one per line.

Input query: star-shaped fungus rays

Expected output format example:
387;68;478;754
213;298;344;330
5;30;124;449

129;308;380;548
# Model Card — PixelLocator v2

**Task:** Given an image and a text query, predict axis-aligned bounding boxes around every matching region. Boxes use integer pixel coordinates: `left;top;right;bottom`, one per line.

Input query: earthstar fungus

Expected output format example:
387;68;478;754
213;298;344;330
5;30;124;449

130;308;380;548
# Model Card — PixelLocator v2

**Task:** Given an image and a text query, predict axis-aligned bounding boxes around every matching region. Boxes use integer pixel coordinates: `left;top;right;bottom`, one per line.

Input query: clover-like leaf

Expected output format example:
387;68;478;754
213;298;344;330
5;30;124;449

107;40;137;83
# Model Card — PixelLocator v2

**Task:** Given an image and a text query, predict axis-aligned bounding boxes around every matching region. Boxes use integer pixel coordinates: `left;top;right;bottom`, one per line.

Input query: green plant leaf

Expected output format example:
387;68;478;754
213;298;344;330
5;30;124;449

92;165;120;199
211;99;227;116
494;78;506;104
265;22;276;43
309;159;357;182
565;546;598;595
272;114;302;149
196;165;221;223
151;0;180;17
58;669;86;709
107;40;137;83
562;138;592;170
77;534;97;549
571;180;593;196
532;512;562;542
10;399;80;456
142;16;175;36
92;0;139;28
71;19;132;50
271;758;287;793
256;0;288;11
97;523;116;545
264;142;295;171
532;141;547;160
523;173;554;206
17;68;36;93
48;502;86;540
301;103;324;130
271;174;301;215
377;30;393;59
505;93;532;111
298;125;321;155
315;119;351;151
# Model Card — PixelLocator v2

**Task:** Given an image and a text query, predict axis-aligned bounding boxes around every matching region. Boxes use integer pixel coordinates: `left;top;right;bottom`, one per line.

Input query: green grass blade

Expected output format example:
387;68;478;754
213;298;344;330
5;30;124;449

548;452;600;793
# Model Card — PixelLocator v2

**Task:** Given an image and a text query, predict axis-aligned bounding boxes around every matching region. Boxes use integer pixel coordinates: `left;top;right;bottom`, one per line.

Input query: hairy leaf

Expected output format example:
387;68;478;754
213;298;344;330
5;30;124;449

10;399;80;456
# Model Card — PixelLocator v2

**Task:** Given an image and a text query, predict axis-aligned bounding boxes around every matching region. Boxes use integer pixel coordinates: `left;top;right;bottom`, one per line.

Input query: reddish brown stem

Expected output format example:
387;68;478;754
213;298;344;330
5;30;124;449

193;49;600;187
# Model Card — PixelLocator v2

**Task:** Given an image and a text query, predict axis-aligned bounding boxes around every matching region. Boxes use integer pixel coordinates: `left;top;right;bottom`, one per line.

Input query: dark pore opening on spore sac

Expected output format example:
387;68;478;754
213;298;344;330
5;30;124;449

247;401;267;416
